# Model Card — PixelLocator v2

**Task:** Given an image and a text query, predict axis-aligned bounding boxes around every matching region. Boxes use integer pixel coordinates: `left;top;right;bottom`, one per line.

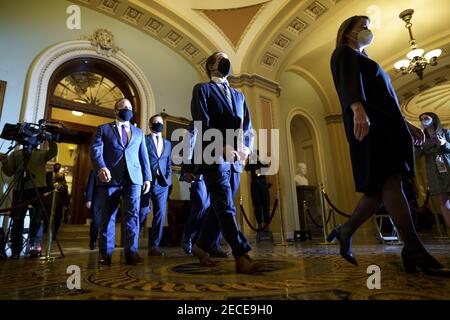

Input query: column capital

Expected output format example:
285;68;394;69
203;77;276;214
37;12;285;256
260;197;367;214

228;73;281;96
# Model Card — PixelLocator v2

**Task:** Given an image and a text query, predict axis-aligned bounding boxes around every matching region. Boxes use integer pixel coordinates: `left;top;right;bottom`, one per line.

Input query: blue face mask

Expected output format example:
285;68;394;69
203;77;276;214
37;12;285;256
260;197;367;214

151;122;163;133
118;109;133;122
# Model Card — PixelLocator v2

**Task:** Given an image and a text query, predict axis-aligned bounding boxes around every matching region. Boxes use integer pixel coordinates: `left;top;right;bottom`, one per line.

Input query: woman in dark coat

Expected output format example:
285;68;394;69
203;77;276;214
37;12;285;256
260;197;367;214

329;15;449;276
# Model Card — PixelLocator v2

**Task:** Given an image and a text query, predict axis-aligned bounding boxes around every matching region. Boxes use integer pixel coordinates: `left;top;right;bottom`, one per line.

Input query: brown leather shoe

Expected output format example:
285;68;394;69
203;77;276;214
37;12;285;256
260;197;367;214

208;246;229;258
235;254;260;274
192;244;216;267
148;247;165;256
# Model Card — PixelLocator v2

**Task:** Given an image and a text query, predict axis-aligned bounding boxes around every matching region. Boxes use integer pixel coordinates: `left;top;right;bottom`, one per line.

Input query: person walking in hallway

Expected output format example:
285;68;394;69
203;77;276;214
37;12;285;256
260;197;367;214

329;15;450;276
91;98;151;265
416;112;450;232
140;114;172;256
190;51;259;274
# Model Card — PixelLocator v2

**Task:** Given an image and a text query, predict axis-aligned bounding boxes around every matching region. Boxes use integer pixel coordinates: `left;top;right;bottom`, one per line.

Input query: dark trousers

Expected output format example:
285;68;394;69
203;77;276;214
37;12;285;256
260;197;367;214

184;179;221;248
251;179;270;224
89;202;103;245
97;179;141;256
196;166;250;259
140;179;169;248
10;187;46;255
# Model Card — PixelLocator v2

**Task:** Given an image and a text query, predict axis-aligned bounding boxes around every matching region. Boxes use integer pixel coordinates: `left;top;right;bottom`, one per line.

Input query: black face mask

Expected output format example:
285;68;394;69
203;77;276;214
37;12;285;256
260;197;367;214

118;109;133;122
218;58;231;77
151;122;163;133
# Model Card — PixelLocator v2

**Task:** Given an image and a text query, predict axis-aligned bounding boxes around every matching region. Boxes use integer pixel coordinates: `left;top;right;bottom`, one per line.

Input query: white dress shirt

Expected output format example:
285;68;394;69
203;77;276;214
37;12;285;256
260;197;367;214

150;132;163;158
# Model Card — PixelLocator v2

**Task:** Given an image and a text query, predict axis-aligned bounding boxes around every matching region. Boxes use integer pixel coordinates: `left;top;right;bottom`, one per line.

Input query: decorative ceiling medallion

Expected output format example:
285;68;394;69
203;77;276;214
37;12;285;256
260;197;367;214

82;29;121;57
183;43;200;59
164;30;183;47
272;34;291;51
304;1;327;20
98;0;120;14
287;17;308;35
143;18;164;35
122;7;143;25
261;52;279;70
198;58;207;74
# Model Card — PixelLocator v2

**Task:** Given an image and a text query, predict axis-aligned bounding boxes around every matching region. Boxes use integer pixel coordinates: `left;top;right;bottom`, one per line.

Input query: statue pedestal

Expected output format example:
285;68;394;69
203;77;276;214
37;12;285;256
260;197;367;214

256;229;274;243
294;185;320;241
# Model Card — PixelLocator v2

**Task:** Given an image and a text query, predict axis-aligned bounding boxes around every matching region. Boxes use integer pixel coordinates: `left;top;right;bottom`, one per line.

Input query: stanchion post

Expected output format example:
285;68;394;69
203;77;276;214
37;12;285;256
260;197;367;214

275;175;293;246
319;184;334;245
42;184;60;261
302;200;308;232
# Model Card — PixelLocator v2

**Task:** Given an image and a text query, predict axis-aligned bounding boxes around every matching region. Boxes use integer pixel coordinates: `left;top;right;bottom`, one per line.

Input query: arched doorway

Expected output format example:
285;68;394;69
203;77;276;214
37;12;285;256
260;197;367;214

44;57;141;224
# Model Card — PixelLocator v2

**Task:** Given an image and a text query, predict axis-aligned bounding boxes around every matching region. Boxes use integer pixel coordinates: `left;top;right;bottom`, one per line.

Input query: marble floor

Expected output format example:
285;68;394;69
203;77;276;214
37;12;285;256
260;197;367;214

1;225;449;300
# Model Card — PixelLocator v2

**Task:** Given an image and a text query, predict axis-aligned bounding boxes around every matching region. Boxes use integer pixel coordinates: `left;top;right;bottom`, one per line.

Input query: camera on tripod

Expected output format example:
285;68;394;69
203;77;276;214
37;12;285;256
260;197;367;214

0;119;62;149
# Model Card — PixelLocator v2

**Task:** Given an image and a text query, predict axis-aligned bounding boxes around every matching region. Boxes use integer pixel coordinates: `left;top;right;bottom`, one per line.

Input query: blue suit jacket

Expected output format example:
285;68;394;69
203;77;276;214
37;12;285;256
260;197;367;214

191;81;254;173
145;135;172;187
90;122;151;186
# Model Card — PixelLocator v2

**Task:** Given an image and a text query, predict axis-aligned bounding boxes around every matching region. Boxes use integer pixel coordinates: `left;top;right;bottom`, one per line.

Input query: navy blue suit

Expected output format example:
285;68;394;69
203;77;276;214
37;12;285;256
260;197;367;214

91;122;151;256
191;80;254;259
140;134;172;248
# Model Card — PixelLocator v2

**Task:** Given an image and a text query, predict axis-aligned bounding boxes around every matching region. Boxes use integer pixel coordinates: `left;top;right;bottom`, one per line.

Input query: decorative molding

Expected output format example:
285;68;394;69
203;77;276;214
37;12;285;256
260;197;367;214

164;30;183;47
98;0;120;14
228;73;281;96
21;40;155;130
261;52;279;70
81;29;121;57
122;6;143;25
325;113;343;124
304;1;327;20
272;34;292;51
143;18;164;35
182;43;200;59
287;17;308;35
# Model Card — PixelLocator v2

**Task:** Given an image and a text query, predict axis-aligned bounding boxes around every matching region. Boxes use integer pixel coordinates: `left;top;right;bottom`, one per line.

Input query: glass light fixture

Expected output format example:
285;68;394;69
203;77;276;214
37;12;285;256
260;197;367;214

393;9;442;80
72;111;84;117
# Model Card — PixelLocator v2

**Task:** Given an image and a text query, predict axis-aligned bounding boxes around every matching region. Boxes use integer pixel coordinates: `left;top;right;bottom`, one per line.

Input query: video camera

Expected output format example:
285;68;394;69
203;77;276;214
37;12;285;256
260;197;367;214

0;119;63;149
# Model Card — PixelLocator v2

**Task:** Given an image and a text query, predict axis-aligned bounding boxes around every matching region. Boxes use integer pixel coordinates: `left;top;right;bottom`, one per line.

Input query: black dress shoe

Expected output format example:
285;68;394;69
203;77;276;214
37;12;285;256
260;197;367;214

208;246;229;258
148;247;165;256
125;252;140;266
181;237;192;255
100;253;112;265
327;225;358;266
401;247;450;277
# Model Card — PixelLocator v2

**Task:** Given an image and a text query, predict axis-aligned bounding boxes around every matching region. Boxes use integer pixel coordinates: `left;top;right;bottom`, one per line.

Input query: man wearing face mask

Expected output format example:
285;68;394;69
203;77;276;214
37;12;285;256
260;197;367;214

91;98;151;265
140;114;172;256
190;51;259;274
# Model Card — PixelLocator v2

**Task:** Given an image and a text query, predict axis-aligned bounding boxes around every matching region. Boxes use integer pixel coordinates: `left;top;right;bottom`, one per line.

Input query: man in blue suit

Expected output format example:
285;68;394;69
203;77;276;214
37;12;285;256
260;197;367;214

91;98;151;265
180;126;228;258
140;114;172;256
190;51;259;274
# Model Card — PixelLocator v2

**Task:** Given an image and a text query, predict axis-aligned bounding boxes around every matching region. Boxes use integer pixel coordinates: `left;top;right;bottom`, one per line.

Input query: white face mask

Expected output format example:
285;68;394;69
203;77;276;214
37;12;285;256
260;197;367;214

421;118;433;128
351;29;374;48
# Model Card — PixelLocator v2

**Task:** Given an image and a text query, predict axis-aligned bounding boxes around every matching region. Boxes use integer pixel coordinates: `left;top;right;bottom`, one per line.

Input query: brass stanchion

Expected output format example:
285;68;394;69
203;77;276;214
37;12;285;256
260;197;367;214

319;184;335;245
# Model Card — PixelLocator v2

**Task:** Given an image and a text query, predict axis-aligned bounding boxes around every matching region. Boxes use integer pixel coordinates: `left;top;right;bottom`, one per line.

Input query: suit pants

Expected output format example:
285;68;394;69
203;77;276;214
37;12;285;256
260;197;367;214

97;180;141;255
196;165;250;259
251;178;270;224
140;179;169;248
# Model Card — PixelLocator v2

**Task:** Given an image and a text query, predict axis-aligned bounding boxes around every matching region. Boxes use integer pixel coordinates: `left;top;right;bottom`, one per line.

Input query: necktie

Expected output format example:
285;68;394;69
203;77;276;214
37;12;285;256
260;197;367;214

222;83;232;106
121;124;128;147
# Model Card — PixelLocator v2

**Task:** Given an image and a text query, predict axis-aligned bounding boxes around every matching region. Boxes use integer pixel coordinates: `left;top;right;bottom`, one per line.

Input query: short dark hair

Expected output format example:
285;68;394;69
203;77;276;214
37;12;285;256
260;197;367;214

149;114;163;124
205;51;221;79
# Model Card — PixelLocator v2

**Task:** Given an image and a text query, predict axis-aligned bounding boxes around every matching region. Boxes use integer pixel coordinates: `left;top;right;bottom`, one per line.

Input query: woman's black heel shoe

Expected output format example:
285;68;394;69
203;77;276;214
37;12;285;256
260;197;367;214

327;225;358;266
401;247;450;277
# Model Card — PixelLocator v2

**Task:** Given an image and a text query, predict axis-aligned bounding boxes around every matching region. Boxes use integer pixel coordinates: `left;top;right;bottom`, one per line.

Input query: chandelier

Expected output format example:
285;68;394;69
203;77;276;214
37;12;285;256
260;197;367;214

394;9;441;80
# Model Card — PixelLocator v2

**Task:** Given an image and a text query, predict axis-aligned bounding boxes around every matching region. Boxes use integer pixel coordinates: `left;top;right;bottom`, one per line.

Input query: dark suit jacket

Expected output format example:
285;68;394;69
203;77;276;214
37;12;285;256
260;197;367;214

191;81;254;173
90;122;151;186
85;171;97;203
145;134;172;187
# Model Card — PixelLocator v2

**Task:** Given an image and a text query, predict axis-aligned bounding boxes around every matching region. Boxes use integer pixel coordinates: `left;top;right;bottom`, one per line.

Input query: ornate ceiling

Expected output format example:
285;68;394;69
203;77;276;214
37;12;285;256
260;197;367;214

71;0;449;118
